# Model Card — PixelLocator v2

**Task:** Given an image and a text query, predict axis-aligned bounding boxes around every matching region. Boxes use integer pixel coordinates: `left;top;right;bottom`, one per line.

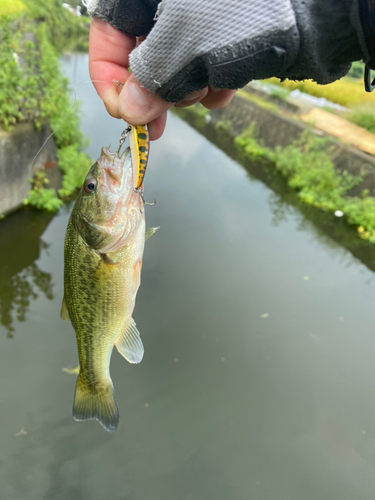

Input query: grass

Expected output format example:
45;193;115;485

0;0;26;18
237;89;280;113
266;76;375;108
346;105;375;134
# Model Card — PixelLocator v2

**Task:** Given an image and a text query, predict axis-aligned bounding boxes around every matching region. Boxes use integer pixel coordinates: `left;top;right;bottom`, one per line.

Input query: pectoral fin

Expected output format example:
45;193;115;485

60;296;69;321
145;226;160;241
115;318;144;364
101;253;120;266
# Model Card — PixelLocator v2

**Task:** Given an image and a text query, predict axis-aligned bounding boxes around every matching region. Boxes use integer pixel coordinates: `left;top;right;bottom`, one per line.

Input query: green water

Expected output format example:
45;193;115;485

1;53;375;499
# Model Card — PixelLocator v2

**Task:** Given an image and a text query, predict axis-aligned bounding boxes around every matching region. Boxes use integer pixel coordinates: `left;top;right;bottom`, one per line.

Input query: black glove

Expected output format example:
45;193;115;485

86;0;368;102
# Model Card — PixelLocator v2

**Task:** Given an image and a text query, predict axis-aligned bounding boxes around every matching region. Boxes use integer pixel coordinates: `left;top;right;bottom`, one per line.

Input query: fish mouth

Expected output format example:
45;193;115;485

98;147;132;194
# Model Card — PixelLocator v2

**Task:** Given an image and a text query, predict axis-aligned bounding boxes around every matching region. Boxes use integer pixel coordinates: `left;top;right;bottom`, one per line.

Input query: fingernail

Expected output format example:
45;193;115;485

120;81;152;119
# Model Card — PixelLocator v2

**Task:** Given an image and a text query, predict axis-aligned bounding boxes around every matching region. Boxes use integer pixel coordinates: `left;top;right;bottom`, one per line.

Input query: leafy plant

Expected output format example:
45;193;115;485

58;146;92;198
24;187;63;211
273;133;361;212
235;123;270;159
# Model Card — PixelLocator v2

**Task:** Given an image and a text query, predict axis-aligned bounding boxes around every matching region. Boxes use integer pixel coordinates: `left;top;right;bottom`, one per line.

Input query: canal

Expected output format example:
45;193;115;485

0;53;375;499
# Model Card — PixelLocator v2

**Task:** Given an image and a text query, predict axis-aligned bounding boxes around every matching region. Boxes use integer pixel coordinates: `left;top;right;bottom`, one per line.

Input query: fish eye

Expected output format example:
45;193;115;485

84;178;97;194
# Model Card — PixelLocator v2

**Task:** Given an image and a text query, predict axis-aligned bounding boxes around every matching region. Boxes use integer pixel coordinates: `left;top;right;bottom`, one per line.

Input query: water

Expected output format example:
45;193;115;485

1;53;375;499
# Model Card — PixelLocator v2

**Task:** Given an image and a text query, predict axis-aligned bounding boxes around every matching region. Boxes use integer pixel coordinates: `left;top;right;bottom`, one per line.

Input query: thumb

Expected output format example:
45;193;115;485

118;74;174;125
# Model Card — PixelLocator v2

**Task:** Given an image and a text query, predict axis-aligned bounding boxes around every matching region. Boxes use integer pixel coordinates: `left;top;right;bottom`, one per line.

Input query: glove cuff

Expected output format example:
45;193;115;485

84;0;160;37
286;0;363;85
355;0;375;70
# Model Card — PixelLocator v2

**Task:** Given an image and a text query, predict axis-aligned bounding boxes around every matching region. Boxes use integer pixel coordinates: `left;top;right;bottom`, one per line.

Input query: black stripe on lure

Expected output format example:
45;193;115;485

128;124;150;191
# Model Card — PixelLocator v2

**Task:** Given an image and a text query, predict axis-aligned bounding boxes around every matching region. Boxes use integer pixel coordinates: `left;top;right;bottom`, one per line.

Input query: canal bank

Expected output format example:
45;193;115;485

0;123;59;216
0;5;90;216
174;88;375;244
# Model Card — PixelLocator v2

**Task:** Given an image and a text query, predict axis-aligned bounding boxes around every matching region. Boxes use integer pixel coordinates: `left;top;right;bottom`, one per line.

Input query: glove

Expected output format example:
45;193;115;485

85;0;365;102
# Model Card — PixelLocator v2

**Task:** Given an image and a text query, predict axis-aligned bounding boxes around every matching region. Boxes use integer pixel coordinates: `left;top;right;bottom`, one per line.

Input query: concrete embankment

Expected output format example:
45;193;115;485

0;123;59;215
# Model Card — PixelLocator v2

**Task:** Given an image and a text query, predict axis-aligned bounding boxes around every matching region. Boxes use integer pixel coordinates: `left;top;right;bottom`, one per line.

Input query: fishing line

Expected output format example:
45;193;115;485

3;78;112;205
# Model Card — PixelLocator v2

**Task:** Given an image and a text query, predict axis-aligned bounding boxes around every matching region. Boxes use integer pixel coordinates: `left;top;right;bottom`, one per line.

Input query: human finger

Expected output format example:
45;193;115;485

118;73;174;125
174;88;209;108
147;112;168;141
89;18;136;118
200;89;237;110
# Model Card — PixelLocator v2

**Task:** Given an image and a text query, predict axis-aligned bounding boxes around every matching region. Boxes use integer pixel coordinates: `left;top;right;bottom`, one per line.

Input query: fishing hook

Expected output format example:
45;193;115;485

116;126;131;156
139;191;156;206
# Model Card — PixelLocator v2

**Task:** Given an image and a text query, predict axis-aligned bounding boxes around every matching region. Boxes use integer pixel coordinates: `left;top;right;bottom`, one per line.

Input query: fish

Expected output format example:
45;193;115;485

61;143;158;432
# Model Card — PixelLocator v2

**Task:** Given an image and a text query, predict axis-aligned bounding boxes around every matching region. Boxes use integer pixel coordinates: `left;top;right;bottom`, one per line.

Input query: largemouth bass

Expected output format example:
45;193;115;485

61;143;157;432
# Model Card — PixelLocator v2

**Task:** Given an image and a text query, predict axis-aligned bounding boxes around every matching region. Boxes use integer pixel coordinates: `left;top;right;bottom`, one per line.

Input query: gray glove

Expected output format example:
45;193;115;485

85;0;367;102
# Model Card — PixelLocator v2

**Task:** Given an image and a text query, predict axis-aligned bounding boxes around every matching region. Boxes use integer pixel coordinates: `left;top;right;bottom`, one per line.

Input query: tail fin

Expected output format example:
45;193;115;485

73;374;119;432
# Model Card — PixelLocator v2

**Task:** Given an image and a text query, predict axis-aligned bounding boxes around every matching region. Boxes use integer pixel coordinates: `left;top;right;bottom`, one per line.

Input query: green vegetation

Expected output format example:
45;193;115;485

237;89;281;114
235;127;375;243
57;145;92;198
266;76;375;108
347;61;364;80
0;0;26;18
0;2;91;212
214;118;233;134
25;0;90;53
346;105;375;134
235;123;269;159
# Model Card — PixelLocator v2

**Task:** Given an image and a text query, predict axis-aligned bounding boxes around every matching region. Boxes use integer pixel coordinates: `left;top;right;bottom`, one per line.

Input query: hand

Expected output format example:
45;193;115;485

89;18;236;141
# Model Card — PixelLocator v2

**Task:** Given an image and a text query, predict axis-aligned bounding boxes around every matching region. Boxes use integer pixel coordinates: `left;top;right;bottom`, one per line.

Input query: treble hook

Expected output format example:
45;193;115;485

140;192;156;206
116;126;131;156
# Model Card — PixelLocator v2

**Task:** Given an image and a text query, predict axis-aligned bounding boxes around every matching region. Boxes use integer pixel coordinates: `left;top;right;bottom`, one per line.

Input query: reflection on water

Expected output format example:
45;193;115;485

0;211;54;337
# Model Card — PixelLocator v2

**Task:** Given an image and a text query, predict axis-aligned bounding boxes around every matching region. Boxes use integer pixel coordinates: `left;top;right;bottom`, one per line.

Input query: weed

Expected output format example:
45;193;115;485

235;123;270;159
58;145;92;199
215;118;232;134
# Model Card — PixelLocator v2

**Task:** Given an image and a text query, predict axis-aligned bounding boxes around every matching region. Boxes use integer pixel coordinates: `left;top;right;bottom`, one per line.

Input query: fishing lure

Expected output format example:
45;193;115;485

128;124;150;191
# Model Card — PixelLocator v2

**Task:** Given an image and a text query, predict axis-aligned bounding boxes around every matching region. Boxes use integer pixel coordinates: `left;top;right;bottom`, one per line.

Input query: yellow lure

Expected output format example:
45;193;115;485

128;124;150;190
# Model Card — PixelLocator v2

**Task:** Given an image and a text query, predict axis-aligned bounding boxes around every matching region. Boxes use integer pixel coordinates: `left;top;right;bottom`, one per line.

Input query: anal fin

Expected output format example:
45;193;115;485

60;296;70;321
115;318;144;364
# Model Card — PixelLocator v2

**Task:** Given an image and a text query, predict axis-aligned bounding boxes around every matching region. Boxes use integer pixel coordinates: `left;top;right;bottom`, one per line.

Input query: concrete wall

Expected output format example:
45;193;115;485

0;122;58;216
